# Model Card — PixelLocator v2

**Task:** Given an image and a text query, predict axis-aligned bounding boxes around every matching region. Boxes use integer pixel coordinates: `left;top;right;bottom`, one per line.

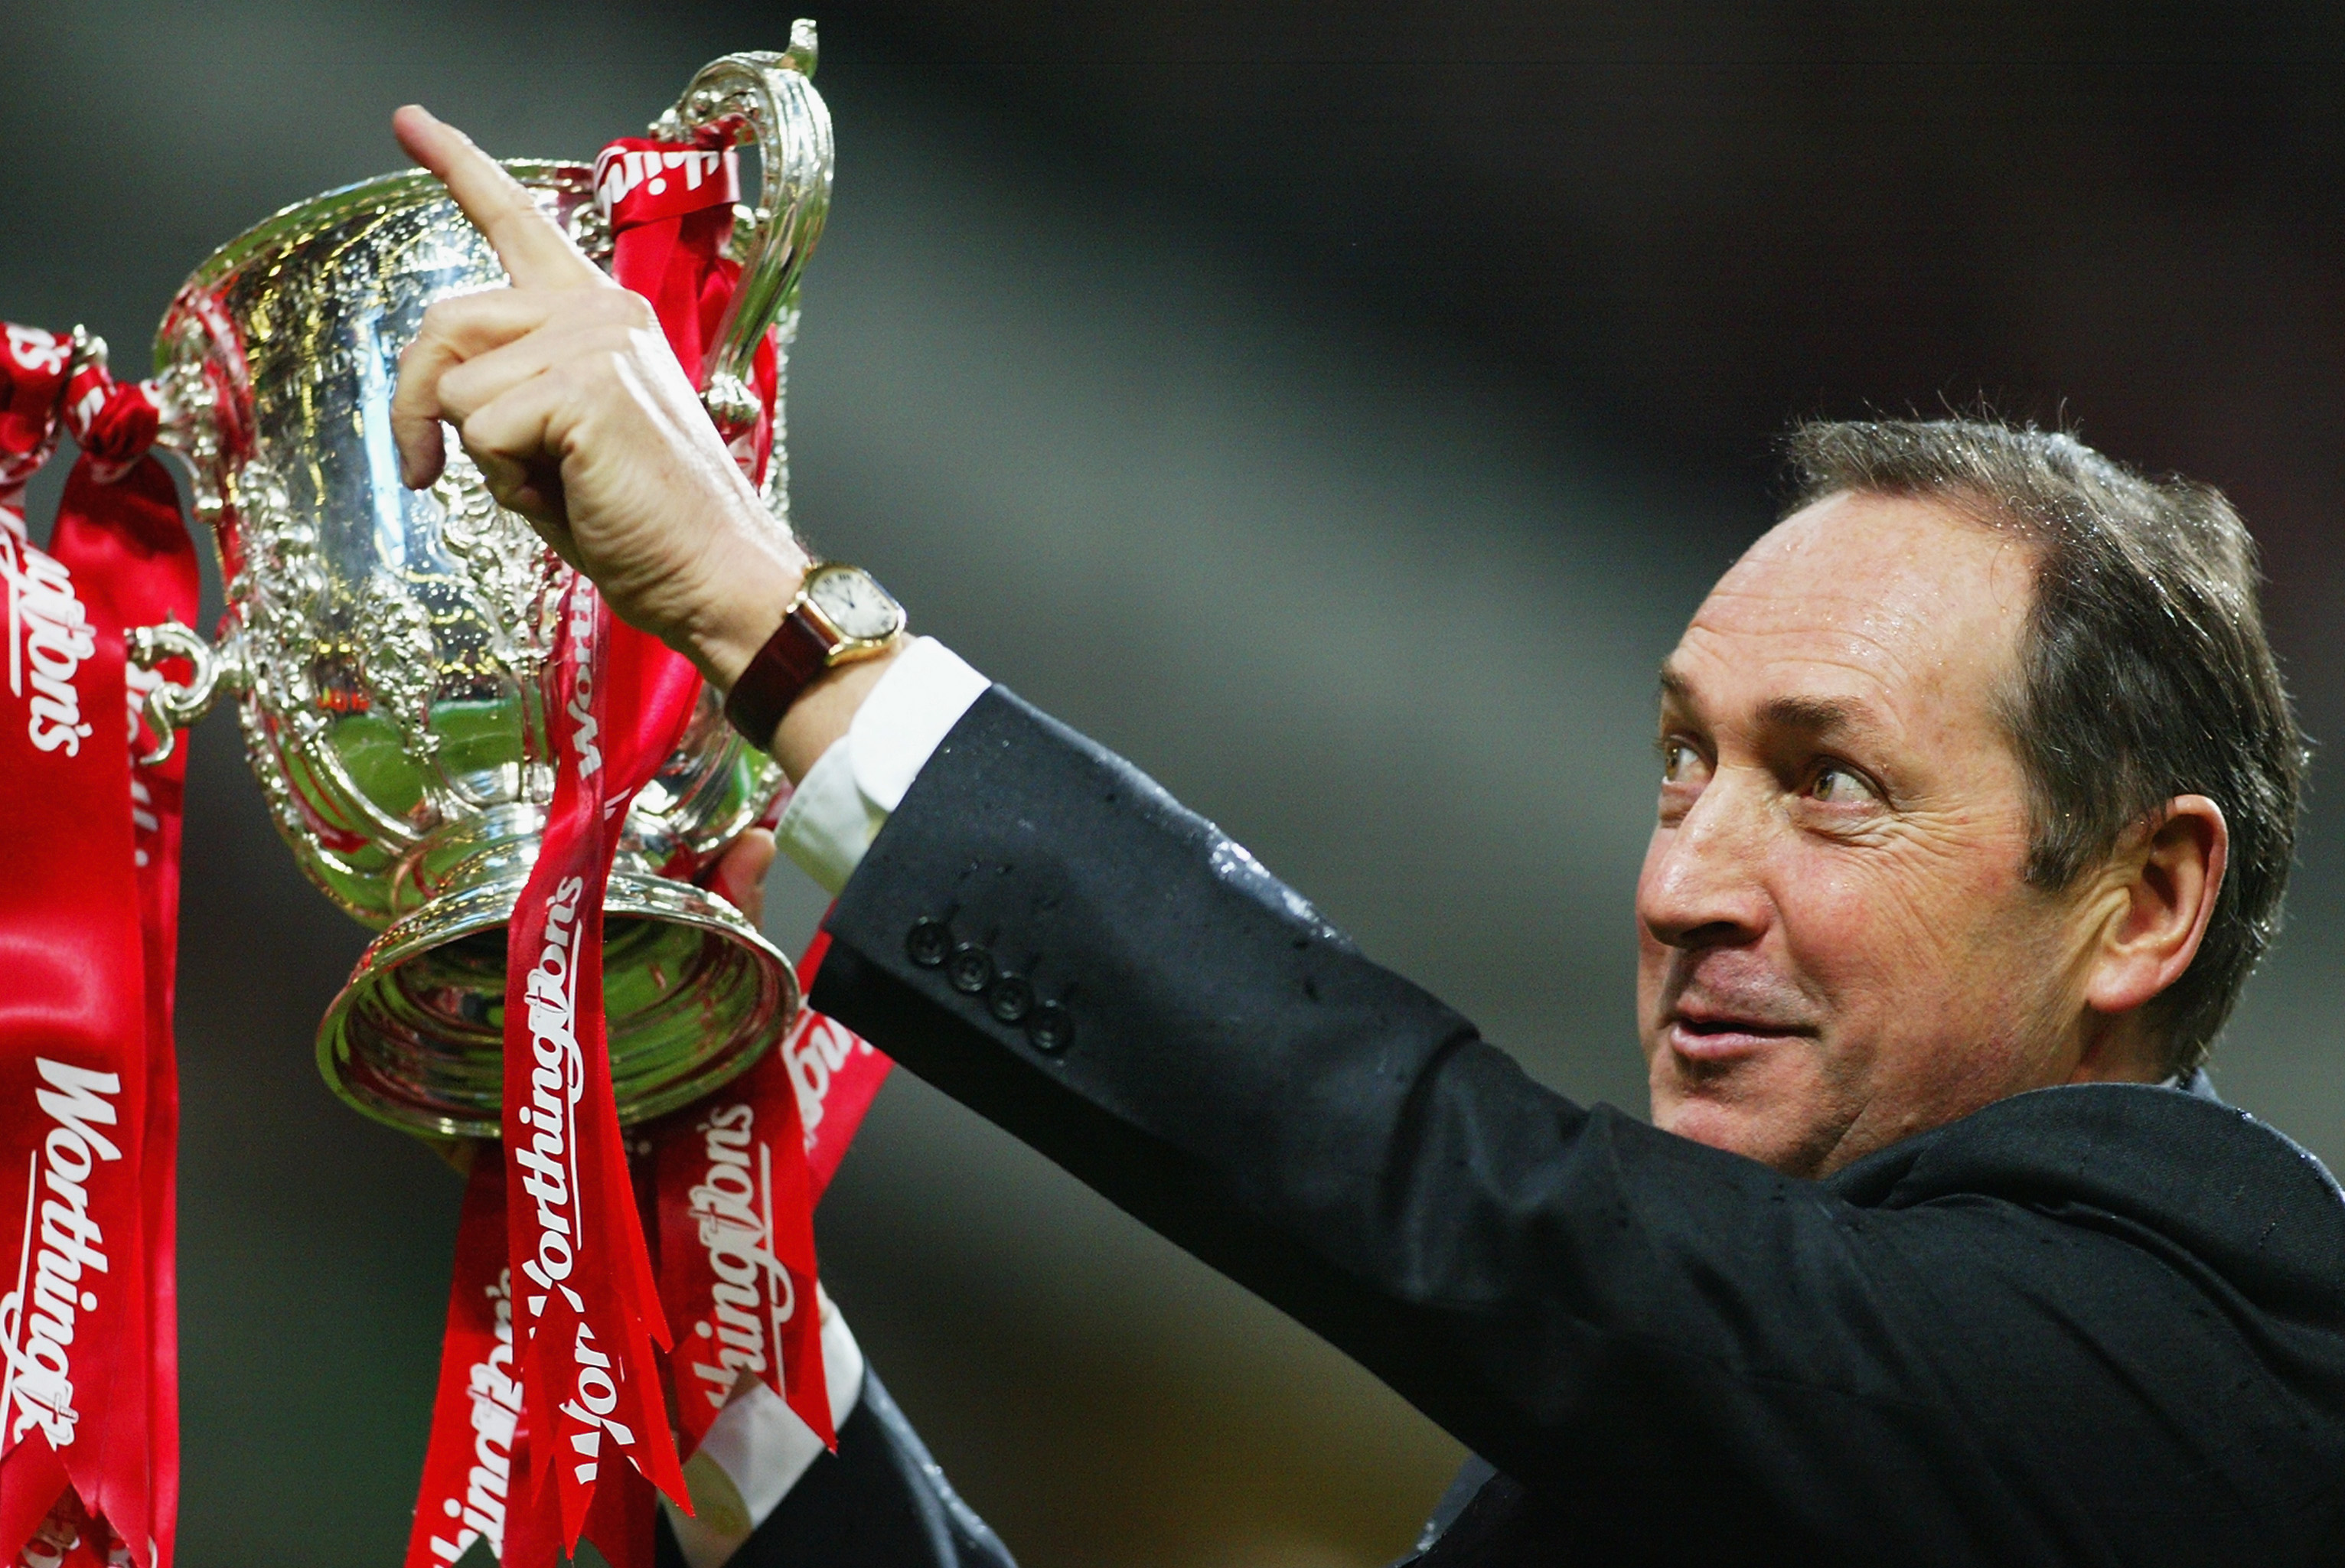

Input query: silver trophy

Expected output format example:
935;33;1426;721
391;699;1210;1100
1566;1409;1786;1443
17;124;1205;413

128;30;833;1139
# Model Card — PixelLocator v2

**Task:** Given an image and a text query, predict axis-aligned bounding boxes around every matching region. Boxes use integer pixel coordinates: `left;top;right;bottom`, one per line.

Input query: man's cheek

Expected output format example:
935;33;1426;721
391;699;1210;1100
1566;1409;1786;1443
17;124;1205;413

1778;852;1959;996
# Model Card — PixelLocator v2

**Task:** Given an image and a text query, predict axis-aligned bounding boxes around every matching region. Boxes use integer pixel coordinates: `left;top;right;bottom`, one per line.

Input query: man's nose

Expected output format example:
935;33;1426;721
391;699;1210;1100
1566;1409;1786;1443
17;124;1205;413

1637;775;1771;950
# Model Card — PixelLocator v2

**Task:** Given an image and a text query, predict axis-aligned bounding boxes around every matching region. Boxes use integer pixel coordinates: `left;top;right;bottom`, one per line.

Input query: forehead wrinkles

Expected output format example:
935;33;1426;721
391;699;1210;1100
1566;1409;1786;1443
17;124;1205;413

1686;582;1937;695
1677;500;2037;718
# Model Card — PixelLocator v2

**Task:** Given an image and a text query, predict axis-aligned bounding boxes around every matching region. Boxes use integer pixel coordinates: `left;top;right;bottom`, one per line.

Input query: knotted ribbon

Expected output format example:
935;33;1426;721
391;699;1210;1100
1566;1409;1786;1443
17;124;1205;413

0;323;197;1568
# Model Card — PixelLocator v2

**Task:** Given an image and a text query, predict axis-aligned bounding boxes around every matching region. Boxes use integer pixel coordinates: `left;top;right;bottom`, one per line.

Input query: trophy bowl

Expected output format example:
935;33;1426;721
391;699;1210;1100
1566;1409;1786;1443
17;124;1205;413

133;36;834;1139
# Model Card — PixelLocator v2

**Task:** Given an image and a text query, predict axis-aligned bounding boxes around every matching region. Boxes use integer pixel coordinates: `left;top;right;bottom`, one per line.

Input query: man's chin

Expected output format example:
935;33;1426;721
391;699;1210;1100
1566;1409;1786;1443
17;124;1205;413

1655;1097;1763;1156
1651;1065;1842;1176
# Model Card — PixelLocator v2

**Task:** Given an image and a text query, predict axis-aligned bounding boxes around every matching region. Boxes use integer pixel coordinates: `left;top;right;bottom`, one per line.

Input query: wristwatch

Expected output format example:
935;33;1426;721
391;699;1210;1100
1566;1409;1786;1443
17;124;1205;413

722;562;908;747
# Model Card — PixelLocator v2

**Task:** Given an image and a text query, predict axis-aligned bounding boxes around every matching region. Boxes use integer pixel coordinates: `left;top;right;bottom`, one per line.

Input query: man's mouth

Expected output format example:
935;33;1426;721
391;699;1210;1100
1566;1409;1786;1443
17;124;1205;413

1665;1010;1815;1063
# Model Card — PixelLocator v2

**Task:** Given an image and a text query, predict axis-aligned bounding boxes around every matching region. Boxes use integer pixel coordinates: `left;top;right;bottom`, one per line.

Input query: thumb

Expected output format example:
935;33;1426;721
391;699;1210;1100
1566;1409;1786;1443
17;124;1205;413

710;827;778;927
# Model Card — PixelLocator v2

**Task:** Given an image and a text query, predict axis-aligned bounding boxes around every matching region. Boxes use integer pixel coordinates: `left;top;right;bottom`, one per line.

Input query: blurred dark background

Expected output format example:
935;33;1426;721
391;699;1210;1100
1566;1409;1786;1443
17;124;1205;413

6;2;2345;1563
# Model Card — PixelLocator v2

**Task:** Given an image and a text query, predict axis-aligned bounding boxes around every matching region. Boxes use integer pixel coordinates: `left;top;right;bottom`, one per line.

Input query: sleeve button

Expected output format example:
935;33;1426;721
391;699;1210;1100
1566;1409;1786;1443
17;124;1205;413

987;973;1035;1024
906;917;952;968
947;942;996;995
1026;1002;1074;1054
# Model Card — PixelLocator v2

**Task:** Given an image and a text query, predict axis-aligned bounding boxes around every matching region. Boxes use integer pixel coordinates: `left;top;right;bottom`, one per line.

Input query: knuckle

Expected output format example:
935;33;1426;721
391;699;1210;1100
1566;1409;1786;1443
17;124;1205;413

459;405;523;456
432;363;476;417
588;325;640;360
608;290;658;330
566;298;620;334
416;296;467;337
485;194;537;237
580;346;631;386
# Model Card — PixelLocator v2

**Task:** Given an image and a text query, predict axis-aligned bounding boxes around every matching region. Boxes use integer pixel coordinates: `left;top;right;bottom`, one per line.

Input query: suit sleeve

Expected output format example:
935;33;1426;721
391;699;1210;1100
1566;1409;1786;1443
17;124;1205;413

657;1370;1016;1568
804;687;2316;1563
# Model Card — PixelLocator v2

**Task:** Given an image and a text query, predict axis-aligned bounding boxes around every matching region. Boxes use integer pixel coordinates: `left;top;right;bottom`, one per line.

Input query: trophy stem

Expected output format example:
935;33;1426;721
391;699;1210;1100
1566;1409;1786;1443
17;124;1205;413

318;869;794;1139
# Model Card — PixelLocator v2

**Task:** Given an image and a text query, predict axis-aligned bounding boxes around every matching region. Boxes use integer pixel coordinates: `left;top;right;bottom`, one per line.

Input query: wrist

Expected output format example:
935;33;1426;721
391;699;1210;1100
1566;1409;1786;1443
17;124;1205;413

769;641;904;782
680;531;810;689
699;540;910;777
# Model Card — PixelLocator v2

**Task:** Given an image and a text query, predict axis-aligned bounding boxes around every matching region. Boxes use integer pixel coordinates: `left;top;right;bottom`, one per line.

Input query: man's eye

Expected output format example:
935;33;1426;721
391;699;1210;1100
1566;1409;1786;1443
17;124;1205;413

1808;764;1875;804
1661;740;1696;782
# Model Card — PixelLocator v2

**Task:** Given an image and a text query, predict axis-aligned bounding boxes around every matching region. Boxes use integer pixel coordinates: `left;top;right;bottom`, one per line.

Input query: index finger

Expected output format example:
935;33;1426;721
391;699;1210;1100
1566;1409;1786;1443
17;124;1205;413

394;105;608;290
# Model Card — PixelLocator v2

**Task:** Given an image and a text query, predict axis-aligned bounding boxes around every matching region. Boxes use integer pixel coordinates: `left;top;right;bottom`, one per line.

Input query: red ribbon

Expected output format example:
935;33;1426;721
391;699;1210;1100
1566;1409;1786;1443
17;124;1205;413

595;140;739;396
409;945;892;1568
401;131;801;1568
497;565;703;1557
405;1152;519;1568
651;931;892;1460
0;324;197;1568
787;934;895;1199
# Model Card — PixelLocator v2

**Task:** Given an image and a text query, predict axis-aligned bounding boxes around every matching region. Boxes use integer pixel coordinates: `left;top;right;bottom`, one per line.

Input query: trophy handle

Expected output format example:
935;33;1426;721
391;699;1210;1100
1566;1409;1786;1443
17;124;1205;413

657;23;834;429
128;617;248;766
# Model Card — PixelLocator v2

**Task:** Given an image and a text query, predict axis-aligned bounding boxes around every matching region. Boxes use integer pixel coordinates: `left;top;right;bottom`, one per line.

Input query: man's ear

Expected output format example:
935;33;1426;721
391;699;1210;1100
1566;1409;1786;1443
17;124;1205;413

2082;794;2228;1022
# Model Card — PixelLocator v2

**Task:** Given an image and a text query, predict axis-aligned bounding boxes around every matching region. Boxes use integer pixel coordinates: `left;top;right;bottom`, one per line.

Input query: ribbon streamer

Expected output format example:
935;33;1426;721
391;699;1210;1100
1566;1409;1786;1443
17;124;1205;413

0;322;197;1568
406;129;810;1568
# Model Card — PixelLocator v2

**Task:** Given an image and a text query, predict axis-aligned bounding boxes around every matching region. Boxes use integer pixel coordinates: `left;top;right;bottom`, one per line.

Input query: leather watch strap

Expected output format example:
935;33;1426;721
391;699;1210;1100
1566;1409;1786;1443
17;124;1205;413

724;607;832;748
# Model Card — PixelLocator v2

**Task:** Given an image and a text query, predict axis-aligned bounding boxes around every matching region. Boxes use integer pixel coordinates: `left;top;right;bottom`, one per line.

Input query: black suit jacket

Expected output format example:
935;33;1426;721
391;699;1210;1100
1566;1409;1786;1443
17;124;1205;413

752;688;2345;1565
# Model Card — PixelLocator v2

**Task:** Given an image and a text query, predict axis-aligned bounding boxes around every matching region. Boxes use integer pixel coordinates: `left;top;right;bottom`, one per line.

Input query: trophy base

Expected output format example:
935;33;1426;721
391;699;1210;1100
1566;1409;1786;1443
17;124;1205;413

317;869;797;1139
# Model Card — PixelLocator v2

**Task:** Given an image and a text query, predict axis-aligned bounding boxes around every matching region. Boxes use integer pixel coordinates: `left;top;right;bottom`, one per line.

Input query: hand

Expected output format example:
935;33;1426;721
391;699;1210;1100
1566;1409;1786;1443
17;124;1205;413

706;827;777;927
387;106;805;689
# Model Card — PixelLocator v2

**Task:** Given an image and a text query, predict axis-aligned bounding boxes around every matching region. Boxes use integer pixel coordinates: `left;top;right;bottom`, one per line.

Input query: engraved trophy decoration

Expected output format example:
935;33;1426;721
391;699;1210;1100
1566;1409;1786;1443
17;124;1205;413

126;35;833;1139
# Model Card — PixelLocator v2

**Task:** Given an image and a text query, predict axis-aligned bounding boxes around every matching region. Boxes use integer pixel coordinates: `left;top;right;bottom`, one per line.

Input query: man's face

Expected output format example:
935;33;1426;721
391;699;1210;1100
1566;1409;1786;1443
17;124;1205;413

1638;491;2102;1176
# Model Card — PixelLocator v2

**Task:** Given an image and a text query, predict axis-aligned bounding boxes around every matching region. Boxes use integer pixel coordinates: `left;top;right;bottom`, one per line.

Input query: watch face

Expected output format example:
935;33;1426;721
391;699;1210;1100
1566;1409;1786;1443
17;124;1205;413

807;566;901;641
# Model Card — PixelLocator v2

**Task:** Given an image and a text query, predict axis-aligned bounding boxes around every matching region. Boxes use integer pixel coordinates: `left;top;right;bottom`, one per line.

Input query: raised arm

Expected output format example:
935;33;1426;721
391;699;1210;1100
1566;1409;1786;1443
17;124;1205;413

395;109;2336;1564
803;686;2331;1561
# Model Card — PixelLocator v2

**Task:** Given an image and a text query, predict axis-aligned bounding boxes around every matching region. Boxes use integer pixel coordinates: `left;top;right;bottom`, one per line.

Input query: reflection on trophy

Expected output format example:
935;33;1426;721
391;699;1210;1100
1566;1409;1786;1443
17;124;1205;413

130;36;833;1139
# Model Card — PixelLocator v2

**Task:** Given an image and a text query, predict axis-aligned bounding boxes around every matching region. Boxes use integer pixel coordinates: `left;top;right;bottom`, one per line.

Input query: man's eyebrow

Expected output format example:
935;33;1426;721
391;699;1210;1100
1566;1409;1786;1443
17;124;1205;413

1757;693;1885;740
1656;669;1890;745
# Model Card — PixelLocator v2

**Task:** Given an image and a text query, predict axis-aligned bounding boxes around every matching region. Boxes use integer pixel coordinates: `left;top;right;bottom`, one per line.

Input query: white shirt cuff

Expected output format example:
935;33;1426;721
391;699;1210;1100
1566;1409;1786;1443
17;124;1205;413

663;1286;868;1568
772;637;990;894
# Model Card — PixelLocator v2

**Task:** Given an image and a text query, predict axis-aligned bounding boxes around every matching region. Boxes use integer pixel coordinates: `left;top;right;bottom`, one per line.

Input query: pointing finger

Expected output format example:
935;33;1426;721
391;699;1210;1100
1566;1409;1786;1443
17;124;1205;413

393;104;608;292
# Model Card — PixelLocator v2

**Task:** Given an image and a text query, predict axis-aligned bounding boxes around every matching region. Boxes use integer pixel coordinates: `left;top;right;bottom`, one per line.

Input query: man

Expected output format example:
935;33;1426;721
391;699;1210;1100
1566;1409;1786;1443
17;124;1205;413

388;106;2345;1564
